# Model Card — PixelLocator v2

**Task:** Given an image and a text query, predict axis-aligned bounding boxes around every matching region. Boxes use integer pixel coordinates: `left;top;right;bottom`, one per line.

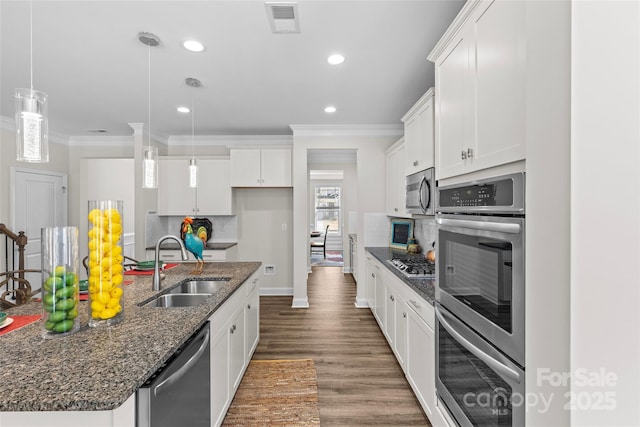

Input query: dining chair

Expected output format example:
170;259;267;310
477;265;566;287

310;225;329;259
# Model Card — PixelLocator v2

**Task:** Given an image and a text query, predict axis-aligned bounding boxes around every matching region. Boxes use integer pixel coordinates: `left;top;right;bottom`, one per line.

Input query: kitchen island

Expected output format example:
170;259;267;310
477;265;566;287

0;261;260;425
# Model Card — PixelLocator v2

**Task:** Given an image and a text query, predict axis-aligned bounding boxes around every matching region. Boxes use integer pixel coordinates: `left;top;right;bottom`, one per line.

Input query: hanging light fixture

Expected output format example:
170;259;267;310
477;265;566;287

139;32;160;189
15;0;48;163
186;78;202;188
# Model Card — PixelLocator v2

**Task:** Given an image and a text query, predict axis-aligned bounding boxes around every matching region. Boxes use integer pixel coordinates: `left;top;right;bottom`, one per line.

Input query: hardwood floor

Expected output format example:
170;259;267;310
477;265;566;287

253;266;431;426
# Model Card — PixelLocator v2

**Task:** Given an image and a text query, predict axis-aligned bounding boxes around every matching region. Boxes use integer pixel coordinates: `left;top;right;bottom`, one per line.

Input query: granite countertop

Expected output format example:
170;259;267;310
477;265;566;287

365;247;435;305
145;242;237;251
0;261;260;412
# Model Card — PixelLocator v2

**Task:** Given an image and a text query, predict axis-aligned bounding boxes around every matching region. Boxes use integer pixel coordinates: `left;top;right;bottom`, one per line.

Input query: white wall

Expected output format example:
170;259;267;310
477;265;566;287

233;188;293;295
571;2;640;425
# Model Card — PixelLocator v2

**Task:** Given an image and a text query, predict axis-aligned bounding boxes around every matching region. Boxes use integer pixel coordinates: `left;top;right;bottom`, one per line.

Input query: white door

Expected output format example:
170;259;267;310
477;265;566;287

11;168;68;293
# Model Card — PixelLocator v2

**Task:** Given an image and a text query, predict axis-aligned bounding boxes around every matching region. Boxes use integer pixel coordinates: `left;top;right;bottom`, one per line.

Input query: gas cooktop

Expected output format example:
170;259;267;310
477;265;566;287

388;257;435;278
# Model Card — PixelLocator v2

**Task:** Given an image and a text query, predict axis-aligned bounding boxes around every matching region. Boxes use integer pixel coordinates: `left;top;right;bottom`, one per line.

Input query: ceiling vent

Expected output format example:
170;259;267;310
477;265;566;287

265;2;300;33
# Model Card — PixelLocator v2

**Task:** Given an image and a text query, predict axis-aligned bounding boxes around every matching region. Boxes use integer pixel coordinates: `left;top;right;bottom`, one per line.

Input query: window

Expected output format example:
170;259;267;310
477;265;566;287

314;185;341;233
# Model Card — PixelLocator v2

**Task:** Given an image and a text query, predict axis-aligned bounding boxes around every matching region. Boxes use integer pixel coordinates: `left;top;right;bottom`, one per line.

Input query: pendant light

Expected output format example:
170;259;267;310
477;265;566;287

139;32;160;189
186;78;202;188
15;0;48;163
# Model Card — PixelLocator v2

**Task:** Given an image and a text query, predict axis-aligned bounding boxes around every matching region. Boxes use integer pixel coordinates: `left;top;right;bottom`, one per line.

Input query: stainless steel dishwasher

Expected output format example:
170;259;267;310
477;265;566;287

137;322;210;427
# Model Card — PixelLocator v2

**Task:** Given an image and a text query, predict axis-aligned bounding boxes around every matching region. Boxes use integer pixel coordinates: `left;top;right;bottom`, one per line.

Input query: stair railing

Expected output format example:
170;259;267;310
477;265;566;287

0;224;40;310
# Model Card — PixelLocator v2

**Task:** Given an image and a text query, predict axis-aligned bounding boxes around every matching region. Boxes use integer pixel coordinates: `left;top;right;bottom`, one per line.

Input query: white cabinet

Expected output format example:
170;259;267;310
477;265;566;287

209;272;261;427
430;0;526;180
385;272;408;372
385;138;407;216
245;275;260;356
210;324;231;427
405;293;436;422
230;148;292;187
365;255;380;310
229;307;246;391
402;89;435;176
158;158;232;215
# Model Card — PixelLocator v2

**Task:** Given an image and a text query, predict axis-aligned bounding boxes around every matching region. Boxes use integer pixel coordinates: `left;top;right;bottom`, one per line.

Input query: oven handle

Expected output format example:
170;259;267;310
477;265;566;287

153;328;210;397
435;305;521;384
436;217;521;234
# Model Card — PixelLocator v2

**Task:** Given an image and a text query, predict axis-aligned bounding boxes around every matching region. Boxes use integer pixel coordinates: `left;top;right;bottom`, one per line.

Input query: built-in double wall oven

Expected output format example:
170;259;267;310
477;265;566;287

435;172;525;427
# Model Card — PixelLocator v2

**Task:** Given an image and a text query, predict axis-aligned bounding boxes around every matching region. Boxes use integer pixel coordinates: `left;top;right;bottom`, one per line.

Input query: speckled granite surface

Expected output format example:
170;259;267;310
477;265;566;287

365;247;435;304
0;261;260;412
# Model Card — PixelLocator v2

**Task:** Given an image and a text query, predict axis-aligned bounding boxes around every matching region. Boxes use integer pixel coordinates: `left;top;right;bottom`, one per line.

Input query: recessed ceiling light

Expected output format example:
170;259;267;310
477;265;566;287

183;40;204;52
327;54;345;65
324;106;337;113
177;106;190;113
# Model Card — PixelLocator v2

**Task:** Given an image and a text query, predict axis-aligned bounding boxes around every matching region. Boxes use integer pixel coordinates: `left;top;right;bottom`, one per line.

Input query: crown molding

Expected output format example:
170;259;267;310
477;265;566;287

1;115;69;145
68;135;135;147
427;0;481;62
169;134;293;147
289;124;403;137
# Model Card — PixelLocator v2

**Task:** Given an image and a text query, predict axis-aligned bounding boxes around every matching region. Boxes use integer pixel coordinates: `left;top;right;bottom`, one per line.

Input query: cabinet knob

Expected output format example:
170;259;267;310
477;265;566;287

461;150;467;160
394;208;398;212
403;312;407;318
390;295;395;302
247;304;251;309
413;160;419;167
467;148;474;158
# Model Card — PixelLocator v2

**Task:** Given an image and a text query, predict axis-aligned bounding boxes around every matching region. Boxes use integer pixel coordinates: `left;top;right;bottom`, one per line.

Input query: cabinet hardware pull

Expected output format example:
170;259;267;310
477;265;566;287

247;304;251;309
461;150;467;160
403;312;407;318
413;160;419;167
390;295;394;301
467;148;474;158
410;299;420;309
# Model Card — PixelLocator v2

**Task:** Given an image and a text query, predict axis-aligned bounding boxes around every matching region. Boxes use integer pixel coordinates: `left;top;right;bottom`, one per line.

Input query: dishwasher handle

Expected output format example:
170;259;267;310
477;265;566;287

153;328;210;397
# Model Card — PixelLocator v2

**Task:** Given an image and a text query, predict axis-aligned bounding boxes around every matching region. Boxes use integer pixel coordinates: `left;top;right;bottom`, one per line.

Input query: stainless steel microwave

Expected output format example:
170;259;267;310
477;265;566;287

406;168;435;215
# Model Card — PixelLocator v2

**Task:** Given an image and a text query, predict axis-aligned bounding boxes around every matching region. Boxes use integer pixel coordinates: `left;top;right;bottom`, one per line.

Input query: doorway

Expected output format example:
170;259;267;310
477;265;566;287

11;168;68;292
310;181;343;267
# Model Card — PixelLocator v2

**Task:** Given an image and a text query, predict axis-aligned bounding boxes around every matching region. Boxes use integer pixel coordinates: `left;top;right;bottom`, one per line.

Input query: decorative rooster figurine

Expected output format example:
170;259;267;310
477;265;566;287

180;217;207;274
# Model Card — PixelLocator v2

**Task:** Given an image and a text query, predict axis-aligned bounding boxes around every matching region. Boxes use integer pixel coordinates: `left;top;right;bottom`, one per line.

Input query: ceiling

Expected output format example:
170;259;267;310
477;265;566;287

0;1;464;139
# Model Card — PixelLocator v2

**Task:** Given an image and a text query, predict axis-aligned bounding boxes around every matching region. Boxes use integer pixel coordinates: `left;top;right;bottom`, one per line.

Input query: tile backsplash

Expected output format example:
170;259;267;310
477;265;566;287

412;216;436;254
145;213;237;248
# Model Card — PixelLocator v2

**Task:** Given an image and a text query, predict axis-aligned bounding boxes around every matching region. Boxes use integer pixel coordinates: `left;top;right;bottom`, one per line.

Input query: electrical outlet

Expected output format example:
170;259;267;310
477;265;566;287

281;223;287;231
264;265;276;275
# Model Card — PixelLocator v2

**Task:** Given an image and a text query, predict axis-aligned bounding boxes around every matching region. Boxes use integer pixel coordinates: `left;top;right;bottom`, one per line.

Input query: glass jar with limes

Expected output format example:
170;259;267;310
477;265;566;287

41;226;81;338
87;200;124;327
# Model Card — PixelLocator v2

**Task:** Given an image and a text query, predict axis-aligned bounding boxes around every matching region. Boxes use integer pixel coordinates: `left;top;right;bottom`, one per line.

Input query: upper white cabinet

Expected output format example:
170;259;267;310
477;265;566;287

402;89;435;176
429;0;526;180
158;158;232;215
230;148;292;187
385;138;407;216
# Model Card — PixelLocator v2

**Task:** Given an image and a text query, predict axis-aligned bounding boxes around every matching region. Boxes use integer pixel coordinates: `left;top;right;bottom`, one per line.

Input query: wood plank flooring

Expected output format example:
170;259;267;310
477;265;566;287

252;266;431;426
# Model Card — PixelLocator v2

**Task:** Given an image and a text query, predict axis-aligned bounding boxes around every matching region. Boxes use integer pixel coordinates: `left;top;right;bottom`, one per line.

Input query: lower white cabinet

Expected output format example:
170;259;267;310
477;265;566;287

209;271;261;427
406;296;436;421
365;251;442;425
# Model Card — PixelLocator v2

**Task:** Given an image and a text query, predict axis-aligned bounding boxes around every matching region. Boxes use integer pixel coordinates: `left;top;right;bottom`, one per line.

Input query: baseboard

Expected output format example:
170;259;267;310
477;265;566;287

259;287;294;296
342;267;352;273
354;297;369;308
291;297;309;308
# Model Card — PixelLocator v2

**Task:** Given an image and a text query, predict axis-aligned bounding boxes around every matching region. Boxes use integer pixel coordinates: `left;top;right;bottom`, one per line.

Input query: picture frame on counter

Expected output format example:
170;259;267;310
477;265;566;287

390;218;414;250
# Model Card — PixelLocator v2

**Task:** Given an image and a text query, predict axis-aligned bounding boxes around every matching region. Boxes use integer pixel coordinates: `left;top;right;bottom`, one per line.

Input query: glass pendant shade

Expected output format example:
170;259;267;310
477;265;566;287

188;158;198;188
142;146;158;189
15;88;49;163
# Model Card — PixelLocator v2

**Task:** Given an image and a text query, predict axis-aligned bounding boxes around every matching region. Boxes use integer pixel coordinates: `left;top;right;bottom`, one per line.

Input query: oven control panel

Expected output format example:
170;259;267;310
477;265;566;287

436;172;525;213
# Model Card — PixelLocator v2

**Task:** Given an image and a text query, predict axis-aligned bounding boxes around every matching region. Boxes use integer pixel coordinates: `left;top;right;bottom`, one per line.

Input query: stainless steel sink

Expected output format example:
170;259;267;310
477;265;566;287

169;278;231;295
145;293;211;308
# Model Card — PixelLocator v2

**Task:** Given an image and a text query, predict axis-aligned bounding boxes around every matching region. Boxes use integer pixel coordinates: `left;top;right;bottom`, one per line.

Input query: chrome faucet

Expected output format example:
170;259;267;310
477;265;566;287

152;235;189;291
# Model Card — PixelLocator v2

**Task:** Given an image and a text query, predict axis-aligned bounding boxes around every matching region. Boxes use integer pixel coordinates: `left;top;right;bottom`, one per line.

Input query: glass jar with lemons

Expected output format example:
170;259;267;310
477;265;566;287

87;200;124;327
